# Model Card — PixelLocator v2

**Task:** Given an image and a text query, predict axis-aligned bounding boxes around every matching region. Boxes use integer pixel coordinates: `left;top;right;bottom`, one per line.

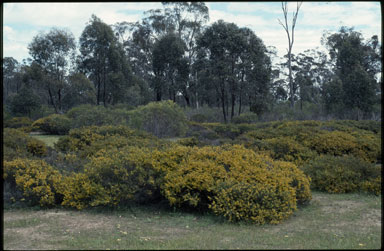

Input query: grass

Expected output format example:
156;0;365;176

29;134;63;148
3;192;381;250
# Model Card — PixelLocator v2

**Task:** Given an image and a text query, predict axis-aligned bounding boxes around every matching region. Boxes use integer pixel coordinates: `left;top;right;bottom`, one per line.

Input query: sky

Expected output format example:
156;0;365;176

2;1;382;64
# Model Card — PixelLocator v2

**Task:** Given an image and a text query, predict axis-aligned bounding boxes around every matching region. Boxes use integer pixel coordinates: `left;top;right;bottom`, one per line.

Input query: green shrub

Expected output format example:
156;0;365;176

3;158;63;207
4;116;33;130
231;112;259;124
3;128;47;160
204;123;241;140
301;155;381;195
185;122;220;142
190;113;210;123
177;137;199;147
129;100;188;138
66;104;130;129
55;125;166;157
32;114;72;135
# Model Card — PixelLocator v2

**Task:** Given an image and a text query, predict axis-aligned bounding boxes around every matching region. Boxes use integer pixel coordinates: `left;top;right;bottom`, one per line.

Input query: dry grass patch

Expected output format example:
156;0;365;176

3;192;381;250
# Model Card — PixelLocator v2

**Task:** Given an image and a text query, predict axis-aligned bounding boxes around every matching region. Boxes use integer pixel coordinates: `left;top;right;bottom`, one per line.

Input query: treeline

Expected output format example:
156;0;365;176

3;2;382;122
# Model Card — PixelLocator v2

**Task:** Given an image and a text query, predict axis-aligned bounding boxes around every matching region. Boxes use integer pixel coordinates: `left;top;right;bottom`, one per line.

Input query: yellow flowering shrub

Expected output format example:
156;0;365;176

4;116;33;131
3;158;63;207
209;181;297;224
83;146;162;206
26;138;48;157
3;128;47;161
301;155;381;195
157;144;311;224
59;172;110;210
304;131;358;156
262;137;317;166
55;125;166;157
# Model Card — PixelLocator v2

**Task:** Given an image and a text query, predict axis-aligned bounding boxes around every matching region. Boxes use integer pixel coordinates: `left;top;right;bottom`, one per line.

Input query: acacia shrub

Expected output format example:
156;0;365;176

155;145;311;224
301;155;381;195
3;128;47;161
32;114;72;135
4;116;34;132
3;158;63;207
54;125;166;157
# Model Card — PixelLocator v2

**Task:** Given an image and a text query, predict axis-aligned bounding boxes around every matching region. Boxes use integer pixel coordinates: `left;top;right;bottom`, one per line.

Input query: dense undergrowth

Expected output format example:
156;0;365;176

3;101;382;224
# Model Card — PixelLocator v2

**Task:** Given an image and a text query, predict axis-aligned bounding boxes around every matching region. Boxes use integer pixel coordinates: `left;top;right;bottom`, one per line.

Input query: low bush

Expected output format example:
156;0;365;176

262;137;318;166
231;112;259;124
66;104;130;129
55;125;165;157
32;114;72;135
3;158;63;207
156;145;311;224
301;155;381;195
4;116;33;131
190;113;210;123
3;128;47;161
129;100;188;138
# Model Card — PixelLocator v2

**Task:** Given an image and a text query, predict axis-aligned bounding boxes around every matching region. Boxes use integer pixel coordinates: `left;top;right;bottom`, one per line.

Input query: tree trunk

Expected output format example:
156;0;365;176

231;93;235;120
48;87;58;113
103;66;107;107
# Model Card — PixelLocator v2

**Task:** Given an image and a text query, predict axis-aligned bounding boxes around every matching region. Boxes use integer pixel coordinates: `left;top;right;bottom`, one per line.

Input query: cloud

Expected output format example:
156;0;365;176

3;2;381;62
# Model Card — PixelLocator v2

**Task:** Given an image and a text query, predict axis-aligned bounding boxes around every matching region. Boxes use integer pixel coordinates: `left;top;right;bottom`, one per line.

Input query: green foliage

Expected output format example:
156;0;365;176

4;116;34;132
3;128;47;161
3;158;63;207
190;113;210;123
176;137;199;147
302;155;381;195
263;137;317;166
231;112;259;124
65;104;130;129
54;125;165;157
8;87;41;117
129;100;188;138
32;114;72;135
236;120;381;164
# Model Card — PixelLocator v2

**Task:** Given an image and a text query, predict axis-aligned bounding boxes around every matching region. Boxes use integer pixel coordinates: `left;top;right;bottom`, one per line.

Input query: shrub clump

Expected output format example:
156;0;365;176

32;114;72;135
155;145;311;224
3;158;63;207
55;125;165;157
129;100;188;138
301;155;381;195
65;104;130;129
4;116;34;131
3;128;47;161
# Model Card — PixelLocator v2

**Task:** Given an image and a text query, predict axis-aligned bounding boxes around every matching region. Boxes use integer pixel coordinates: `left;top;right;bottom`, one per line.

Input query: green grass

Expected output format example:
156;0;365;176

29;134;63;148
3;192;381;250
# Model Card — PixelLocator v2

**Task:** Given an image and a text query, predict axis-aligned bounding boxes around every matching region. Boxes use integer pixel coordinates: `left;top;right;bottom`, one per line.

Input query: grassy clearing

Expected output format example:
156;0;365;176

3;192;381;250
29;134;63;148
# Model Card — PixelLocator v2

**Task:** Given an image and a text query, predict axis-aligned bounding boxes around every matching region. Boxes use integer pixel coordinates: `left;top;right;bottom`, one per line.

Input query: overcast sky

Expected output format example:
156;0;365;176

3;1;382;63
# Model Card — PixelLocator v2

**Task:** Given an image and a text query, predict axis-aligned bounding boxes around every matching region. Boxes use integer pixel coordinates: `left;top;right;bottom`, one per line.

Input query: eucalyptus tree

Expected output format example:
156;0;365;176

152;33;188;101
115;2;209;105
3;57;20;103
28;28;76;113
197;20;271;122
292;49;330;110
79;15;132;106
321;27;381;119
278;1;302;109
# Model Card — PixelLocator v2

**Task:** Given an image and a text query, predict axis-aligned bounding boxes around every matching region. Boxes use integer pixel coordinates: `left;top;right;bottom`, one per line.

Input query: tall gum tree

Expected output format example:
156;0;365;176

278;1;302;109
